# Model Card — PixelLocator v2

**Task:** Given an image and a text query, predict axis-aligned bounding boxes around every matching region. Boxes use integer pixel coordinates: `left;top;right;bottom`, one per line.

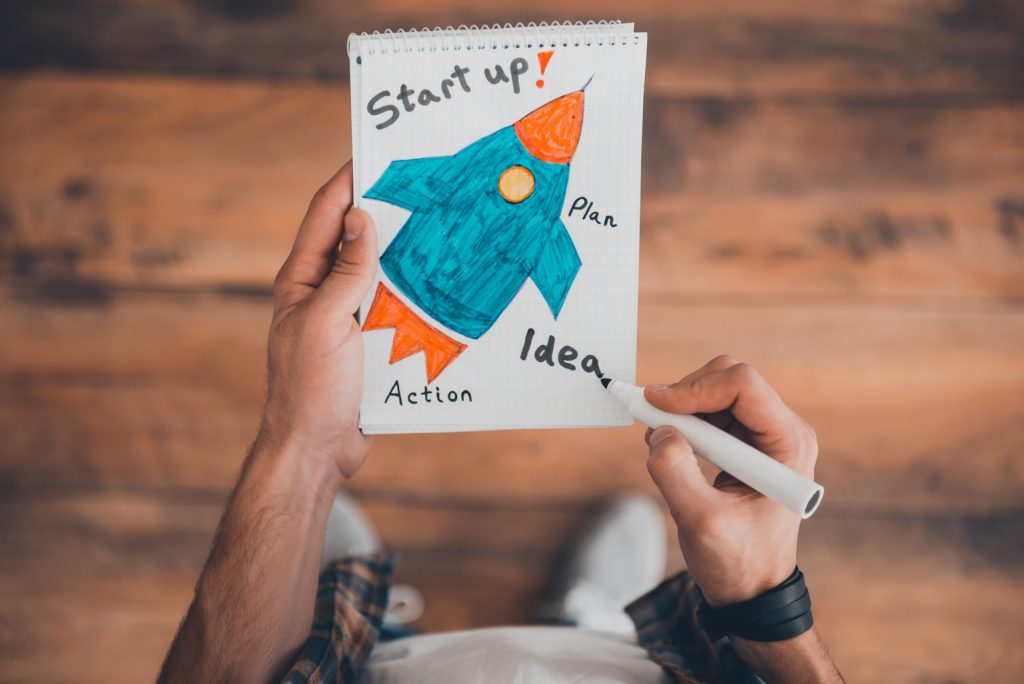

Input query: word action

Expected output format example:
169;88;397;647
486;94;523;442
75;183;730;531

384;380;473;406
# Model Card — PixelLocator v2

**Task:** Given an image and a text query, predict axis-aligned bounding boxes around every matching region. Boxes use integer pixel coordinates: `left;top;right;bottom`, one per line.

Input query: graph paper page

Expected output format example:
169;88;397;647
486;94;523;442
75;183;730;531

349;23;646;433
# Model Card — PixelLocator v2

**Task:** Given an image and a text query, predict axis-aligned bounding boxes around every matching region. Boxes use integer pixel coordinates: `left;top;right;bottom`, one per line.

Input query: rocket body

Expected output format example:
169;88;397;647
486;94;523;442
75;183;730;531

365;92;585;340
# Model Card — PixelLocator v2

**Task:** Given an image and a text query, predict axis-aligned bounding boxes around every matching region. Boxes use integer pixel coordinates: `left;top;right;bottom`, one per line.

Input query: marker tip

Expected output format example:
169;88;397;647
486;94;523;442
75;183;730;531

600;376;612;388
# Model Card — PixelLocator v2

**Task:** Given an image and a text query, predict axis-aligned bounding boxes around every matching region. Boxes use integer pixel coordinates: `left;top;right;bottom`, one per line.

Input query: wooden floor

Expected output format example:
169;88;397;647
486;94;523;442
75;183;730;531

1;2;1023;682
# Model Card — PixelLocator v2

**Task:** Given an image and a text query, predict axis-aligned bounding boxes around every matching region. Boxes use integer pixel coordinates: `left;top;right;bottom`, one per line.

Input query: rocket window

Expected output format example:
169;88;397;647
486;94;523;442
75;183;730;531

497;165;535;203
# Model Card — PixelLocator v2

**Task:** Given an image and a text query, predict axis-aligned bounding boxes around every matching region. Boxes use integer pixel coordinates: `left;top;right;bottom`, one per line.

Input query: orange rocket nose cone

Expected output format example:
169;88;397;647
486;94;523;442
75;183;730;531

514;90;584;165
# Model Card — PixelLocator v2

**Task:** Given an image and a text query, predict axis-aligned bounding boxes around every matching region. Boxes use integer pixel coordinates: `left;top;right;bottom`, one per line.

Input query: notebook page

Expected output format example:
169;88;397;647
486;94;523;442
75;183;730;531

349;23;646;433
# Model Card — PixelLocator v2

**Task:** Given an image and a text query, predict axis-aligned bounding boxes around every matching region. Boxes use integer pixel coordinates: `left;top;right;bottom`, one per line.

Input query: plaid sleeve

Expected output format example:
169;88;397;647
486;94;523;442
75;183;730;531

282;552;396;684
626;571;763;684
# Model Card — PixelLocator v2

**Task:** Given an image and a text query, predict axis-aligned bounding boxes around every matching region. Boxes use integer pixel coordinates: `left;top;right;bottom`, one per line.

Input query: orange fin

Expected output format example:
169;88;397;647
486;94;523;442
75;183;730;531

362;282;467;383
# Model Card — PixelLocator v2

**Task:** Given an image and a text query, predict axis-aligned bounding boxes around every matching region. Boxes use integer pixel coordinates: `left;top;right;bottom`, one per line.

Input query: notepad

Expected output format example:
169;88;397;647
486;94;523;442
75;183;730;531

349;22;647;433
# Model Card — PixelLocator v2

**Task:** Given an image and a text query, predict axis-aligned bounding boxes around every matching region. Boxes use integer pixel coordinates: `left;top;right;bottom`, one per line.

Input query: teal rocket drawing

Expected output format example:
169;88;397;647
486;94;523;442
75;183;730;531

365;88;586;340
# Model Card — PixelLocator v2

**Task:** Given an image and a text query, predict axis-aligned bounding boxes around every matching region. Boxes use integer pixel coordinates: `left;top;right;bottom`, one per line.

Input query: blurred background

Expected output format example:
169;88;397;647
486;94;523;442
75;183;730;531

1;1;1023;682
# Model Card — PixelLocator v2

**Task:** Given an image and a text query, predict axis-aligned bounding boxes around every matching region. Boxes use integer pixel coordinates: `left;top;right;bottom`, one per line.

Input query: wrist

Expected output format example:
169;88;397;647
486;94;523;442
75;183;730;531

701;561;796;608
731;629;843;683
255;404;367;480
248;429;347;501
698;567;811;643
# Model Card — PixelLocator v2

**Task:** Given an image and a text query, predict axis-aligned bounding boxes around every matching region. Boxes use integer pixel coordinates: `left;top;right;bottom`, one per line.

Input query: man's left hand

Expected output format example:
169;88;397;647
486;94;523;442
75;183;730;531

259;162;378;481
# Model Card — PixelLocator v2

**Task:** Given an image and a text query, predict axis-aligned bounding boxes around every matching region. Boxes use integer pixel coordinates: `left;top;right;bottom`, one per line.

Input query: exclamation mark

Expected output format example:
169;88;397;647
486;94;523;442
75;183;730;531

535;50;554;88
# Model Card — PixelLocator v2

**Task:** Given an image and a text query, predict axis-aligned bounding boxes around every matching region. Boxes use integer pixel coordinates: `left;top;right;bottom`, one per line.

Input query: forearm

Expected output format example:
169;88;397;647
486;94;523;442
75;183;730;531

731;628;844;684
159;435;345;683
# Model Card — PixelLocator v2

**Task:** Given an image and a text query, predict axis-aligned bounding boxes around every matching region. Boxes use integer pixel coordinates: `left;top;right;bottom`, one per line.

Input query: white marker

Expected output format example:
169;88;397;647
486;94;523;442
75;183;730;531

601;378;824;518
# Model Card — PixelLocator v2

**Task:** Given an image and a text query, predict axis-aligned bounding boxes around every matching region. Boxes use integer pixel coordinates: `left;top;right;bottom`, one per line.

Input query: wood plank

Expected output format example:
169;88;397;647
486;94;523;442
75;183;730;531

1;491;1020;682
2;74;1022;301
800;512;1024;683
0;74;344;295
0;493;211;682
2;290;1022;513
0;10;1019;683
1;0;1022;98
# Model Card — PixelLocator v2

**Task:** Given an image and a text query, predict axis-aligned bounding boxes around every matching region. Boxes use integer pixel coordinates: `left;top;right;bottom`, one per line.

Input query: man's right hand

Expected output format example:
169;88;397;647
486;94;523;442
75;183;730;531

643;355;816;606
643;355;843;682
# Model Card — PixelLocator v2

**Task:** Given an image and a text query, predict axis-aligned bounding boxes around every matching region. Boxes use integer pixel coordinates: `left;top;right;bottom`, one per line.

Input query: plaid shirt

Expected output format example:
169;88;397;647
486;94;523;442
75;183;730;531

283;553;758;683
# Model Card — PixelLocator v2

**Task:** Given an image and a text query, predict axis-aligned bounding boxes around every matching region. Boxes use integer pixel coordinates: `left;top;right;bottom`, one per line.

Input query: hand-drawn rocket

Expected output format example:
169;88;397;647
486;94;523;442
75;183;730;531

361;87;587;382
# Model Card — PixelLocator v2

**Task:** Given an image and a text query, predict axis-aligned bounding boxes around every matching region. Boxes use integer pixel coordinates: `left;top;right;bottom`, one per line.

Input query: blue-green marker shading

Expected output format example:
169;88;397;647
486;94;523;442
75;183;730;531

365;120;583;339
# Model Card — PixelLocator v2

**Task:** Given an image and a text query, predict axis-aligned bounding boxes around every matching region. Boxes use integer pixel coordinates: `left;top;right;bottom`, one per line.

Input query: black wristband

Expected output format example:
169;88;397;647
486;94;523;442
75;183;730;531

697;567;814;642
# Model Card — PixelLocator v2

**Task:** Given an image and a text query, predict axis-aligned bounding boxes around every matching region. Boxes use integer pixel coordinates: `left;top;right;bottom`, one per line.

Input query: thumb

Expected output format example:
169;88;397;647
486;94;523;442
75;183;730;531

315;208;379;316
646;426;719;527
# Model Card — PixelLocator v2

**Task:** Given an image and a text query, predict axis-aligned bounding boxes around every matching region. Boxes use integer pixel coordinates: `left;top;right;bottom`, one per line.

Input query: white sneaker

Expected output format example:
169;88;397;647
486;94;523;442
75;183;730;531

542;494;667;635
320;491;382;572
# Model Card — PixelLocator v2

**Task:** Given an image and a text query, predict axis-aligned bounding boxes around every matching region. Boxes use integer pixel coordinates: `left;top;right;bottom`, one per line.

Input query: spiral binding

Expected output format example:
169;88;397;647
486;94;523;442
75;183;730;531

347;21;639;57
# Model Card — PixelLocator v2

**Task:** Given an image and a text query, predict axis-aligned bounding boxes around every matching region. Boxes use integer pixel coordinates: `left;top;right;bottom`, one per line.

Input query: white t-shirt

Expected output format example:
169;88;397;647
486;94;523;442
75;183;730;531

358;626;673;684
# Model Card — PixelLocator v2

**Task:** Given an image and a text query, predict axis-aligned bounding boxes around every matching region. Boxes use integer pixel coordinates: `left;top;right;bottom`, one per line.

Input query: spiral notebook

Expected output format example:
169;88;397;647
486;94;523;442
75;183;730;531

349;22;647;433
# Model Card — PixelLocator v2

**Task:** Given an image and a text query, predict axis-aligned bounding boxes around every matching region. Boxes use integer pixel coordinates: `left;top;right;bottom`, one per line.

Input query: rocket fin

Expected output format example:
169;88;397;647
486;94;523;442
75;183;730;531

364;156;451;211
362;282;468;382
530;219;581;319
